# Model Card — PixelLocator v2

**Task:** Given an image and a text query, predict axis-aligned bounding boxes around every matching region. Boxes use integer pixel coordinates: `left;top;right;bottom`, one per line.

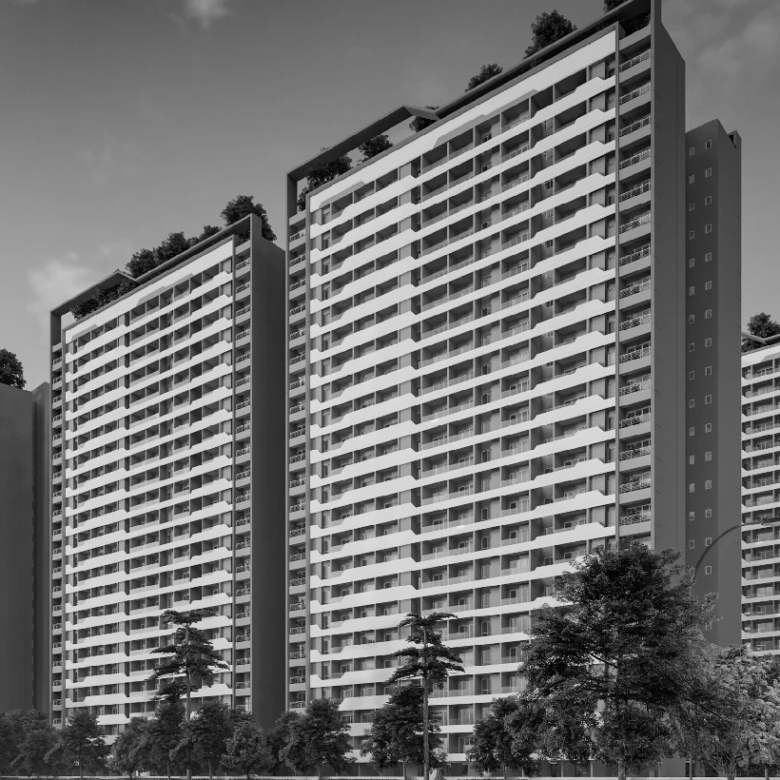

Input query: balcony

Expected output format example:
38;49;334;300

618;83;651;106
619;244;651;267
619;148;651;170
619;212;651;234
620;50;651;72
619;479;651;494
619;114;652;138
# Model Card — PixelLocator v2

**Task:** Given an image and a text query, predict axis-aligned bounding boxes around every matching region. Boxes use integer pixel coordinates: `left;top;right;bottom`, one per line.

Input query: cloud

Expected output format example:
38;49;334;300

26;241;133;325
183;0;233;29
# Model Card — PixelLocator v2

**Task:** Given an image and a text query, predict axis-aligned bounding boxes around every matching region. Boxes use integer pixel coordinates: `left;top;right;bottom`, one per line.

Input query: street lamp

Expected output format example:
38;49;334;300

692;517;780;578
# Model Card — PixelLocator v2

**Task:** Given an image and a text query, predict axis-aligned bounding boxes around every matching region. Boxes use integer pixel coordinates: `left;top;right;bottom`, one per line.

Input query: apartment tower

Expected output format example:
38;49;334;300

47;216;285;736
281;0;733;765
742;338;780;654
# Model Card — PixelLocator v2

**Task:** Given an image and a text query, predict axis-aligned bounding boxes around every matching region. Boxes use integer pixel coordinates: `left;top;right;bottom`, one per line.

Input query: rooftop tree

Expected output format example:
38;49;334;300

743;312;780;352
466;63;503;91
604;0;629;11
220;194;276;241
409;106;439;133
297;150;353;211
523;540;714;780
0;349;25;389
359;134;392;162
388;612;464;780
524;11;577;58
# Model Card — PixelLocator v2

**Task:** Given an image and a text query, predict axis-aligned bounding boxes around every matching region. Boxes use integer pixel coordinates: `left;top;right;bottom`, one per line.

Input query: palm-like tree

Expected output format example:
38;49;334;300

387;612;464;780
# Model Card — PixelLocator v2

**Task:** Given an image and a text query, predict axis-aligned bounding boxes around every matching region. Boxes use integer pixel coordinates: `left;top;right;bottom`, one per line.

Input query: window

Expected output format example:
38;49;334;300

688;454;695;465
705;395;712;404
705;537;712;546
688;483;695;494
705;281;713;291
688;146;695;156
705;224;713;234
688;371;695;380
688;314;696;324
688;511;695;521
688;230;696;239
705;422;713;432
545;239;554;248
688;202;695;211
688;174;695;184
688;399;695;408
705;309;712;319
544;149;553;160
705;508;712;518
705;451;713;461
688;286;695;296
705;167;713;178
705;139;712;149
705;195;713;205
705;366;712;376
705;337;712;347
688;343;695;352
705;480;712;490
705;565;712;575
688;257;695;268
545;180;554;190
705;251;712;262
689;539;695;549
689;427;695;436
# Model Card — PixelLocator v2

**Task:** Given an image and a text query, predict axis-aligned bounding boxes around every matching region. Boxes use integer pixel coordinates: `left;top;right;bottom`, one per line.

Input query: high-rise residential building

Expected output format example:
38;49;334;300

0;380;50;712
684;120;742;647
283;0;739;764
741;337;780;655
46;216;285;737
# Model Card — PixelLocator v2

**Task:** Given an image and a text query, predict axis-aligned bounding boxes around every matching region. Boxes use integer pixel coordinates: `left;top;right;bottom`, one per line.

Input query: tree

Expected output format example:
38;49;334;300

743;312;780;352
281;698;355;779
266;709;301;773
12;711;58;780
673;646;780;780
361;685;443;778
359;134;392;162
175;700;233;780
222;719;274;780
297;151;353;211
524;11;577;58
523;540;714;780
143;701;184;780
0;710;25;774
149;608;228;721
48;710;107;780
466;63;503;91
388;612;464;780
220;195;276;242
409;107;439;133
110;717;149;780
604;0;628;10
126;248;157;279
469;696;541;780
0;349;25;389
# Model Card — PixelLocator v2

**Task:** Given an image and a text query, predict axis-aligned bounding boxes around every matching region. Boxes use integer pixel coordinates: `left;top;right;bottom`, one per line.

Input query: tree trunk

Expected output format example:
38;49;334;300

401;761;406;780
765;764;770;780
503;763;508;780
209;760;213;780
167;758;171;780
617;762;626;780
423;624;430;780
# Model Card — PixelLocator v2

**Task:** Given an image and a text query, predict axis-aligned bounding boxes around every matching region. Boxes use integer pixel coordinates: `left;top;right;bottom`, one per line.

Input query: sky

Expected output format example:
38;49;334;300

1;0;779;389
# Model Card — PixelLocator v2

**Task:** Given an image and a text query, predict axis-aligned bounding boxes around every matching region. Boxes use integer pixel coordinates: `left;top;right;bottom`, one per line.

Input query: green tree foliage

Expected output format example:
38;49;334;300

523;540;714;780
149;609;228;720
126;248;158;279
361;685;443;776
604;0;629;11
468;696;538;779
12;710;58;780
409;107;439;133
144;701;184;780
265;710;300;773
281;698;355;779
388;612;463;780
743;312;780;352
221;719;274;780
175;700;234;780
220;195;276;242
0;710;25;773
466;63;503;91
110;717;149;780
297;150;353;211
48;710;107;780
524;11;577;58
0;349;25;389
673;646;780;780
359;134;392;162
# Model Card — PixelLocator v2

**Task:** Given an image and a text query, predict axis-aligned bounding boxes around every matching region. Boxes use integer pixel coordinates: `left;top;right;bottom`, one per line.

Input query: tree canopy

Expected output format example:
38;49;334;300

466;64;503;91
222;719;274;780
409;107;439;133
0;349;25;389
47;710;106;780
604;0;629;11
743;312;780;352
220;194;276;241
523;540;714;780
359;134;392;162
297;150;353;211
524;11;577;58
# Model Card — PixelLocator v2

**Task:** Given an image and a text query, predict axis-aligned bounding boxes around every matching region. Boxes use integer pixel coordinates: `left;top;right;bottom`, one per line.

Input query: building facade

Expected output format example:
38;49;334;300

742;339;780;654
0;381;50;712
282;0;731;763
684;120;742;647
46;216;286;736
